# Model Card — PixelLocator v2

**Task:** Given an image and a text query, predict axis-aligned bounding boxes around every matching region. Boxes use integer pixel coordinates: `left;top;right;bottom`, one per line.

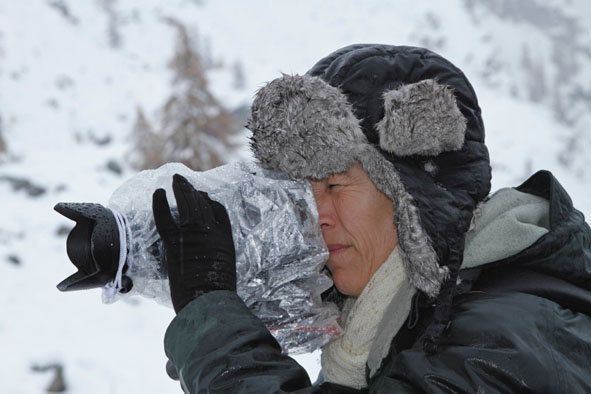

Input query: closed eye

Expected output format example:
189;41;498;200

327;173;350;190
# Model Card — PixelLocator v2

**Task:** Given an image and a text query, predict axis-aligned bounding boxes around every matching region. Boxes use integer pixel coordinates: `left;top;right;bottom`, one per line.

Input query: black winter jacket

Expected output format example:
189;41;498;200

164;171;591;393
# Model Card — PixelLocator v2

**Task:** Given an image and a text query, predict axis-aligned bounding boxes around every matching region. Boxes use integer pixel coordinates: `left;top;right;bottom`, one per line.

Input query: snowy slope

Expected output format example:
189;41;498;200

1;1;589;393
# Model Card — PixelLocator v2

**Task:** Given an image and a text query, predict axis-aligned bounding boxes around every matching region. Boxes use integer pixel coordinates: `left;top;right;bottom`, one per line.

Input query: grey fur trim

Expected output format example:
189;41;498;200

353;145;448;297
248;74;366;180
377;79;467;157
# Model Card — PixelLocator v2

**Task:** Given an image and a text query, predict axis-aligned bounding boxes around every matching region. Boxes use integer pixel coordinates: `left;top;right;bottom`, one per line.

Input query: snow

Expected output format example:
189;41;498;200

0;1;589;392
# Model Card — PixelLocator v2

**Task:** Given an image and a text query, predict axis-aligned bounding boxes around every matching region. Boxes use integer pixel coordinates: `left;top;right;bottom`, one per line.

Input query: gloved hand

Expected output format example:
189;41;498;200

152;174;236;313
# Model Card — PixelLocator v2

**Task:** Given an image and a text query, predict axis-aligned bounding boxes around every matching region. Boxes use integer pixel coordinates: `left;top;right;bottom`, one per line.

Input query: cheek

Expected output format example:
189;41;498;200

339;192;397;269
369;199;398;258
341;195;395;245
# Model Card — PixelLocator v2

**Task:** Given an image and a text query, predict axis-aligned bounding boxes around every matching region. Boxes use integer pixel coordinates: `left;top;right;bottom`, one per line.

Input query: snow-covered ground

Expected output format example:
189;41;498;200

1;1;589;392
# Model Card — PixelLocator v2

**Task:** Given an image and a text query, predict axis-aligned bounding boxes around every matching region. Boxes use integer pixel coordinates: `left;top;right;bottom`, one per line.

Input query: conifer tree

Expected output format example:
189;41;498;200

129;19;239;171
128;108;161;169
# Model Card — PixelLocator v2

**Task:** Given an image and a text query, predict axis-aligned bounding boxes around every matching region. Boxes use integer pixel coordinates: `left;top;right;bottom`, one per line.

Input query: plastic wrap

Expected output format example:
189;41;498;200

106;161;341;353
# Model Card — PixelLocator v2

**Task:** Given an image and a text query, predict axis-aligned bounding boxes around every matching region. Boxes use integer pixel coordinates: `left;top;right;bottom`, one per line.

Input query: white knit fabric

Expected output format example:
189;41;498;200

320;246;415;389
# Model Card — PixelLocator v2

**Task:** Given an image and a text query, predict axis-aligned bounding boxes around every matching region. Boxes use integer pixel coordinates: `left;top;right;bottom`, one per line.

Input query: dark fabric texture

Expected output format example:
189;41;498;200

153;174;237;313
164;171;591;393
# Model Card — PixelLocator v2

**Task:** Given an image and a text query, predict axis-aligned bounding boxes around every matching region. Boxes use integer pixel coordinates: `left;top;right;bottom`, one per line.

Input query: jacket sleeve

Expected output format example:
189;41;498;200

164;290;333;393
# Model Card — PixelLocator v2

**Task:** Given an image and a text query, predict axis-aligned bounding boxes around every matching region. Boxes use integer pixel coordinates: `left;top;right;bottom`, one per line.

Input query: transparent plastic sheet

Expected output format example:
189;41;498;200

105;161;341;354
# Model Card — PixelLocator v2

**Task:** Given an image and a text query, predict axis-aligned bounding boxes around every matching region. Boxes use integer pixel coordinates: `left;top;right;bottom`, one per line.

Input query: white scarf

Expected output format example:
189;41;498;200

320;246;416;389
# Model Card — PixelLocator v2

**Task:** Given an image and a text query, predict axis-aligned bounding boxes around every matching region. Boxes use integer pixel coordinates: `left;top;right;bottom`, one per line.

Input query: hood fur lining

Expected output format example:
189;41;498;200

355;145;448;297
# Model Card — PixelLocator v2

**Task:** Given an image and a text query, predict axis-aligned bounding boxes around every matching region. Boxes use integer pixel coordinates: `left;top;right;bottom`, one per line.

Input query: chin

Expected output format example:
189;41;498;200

333;274;361;297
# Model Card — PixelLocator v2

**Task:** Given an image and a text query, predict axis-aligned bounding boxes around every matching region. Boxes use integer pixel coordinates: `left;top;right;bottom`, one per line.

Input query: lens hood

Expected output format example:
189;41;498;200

54;202;126;291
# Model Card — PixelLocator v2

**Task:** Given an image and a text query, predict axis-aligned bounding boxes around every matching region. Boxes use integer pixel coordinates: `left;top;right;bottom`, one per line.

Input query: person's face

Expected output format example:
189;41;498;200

310;163;398;297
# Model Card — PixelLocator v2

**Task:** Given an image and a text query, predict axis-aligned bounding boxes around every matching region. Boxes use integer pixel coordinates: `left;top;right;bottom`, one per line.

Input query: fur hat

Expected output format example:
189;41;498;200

247;44;492;352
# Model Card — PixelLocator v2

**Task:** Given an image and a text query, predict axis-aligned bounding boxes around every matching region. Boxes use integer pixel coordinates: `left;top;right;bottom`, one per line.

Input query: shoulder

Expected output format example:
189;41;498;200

373;291;591;393
448;291;585;362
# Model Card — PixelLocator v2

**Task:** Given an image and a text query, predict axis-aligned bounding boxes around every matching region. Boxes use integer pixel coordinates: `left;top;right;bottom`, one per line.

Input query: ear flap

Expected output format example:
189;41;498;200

377;79;467;157
248;74;367;180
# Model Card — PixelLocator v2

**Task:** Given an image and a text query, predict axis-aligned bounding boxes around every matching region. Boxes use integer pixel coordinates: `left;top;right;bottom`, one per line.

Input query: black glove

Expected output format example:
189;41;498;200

152;174;236;313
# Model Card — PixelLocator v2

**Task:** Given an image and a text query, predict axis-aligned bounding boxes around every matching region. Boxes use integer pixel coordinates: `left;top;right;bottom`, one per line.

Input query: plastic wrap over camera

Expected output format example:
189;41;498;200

106;160;341;354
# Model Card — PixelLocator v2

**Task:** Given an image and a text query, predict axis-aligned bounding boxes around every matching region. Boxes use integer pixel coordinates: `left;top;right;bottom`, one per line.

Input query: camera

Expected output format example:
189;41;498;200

55;161;341;353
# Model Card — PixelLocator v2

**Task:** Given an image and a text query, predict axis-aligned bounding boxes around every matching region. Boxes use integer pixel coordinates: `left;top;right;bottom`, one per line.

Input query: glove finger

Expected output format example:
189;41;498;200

196;191;216;225
172;174;205;226
172;174;218;226
209;198;232;230
152;188;177;235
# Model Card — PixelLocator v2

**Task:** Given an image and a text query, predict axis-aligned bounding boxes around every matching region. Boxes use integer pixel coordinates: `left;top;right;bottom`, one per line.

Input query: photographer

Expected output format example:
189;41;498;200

154;44;591;393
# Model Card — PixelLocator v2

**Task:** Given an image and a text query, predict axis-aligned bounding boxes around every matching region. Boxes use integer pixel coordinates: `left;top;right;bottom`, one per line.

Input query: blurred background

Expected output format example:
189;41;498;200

1;0;590;392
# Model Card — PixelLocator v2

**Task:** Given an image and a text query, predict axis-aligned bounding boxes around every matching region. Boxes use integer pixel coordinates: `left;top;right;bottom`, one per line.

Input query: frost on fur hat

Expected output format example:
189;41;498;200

248;74;366;180
377;79;466;156
247;73;459;297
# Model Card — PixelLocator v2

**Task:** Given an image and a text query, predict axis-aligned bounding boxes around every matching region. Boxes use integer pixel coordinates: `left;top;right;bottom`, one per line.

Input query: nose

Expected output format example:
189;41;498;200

314;191;335;231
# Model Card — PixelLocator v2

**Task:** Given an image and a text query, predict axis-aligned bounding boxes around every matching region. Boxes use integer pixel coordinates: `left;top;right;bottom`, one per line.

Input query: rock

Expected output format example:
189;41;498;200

6;254;21;265
55;224;72;237
106;159;123;175
88;131;112;146
47;365;66;393
30;362;67;392
0;175;47;197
